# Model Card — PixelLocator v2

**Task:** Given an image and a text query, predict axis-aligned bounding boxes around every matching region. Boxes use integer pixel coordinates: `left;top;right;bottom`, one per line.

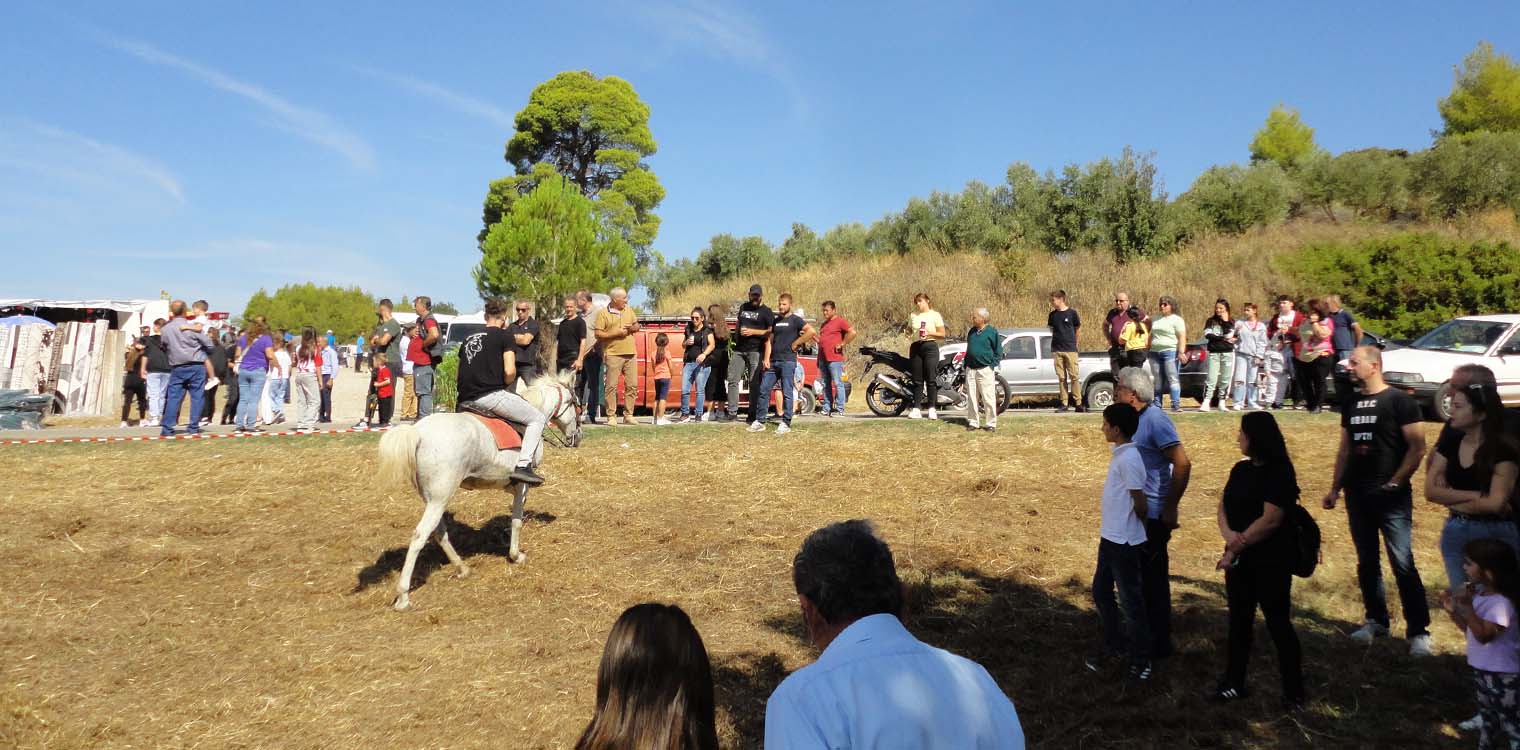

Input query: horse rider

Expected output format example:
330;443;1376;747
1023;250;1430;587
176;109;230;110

456;297;547;486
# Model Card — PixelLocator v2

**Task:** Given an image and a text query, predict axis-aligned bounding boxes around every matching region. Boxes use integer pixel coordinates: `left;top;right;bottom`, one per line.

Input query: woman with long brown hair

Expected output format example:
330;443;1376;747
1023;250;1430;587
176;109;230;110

704;304;730;422
234;316;278;432
120;340;148;427
293;326;322;431
576;603;717;750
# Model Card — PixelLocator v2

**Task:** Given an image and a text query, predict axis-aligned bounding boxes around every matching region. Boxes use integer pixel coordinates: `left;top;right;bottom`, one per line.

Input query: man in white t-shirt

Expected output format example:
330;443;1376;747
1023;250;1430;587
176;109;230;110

1086;402;1153;682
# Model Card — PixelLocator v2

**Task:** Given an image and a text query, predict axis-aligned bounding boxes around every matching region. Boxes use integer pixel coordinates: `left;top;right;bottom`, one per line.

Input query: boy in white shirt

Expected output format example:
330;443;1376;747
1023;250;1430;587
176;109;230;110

1087;403;1153;682
181;299;220;391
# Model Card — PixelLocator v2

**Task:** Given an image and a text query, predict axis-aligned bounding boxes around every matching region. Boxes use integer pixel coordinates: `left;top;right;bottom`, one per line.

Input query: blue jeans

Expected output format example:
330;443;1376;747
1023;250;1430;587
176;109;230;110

1439;515;1520;591
1232;353;1262;407
1345;486;1431;637
1148;350;1181;409
236;369;267;428
1093;539;1151;663
161;363;207;434
819;360;846;414
680;361;710;416
750;360;797;424
269;377;288;417
413;365;434;418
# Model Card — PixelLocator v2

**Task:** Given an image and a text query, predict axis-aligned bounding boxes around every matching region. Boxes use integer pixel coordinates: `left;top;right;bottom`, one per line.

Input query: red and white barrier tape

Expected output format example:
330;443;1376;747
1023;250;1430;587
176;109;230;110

0;424;390;446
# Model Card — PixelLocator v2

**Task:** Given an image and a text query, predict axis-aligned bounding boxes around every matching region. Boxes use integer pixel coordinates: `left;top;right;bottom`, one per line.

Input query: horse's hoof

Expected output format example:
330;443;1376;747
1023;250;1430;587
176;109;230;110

392;595;411;611
456;566;472;579
509;551;527;564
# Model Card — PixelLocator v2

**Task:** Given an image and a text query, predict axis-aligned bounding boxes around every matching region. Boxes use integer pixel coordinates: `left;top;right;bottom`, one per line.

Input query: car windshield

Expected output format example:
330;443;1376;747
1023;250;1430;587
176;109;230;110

1409;320;1510;354
445;322;485;349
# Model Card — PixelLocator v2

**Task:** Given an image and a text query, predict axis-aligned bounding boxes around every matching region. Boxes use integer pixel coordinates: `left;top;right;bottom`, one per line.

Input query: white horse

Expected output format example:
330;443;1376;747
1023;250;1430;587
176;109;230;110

377;371;582;610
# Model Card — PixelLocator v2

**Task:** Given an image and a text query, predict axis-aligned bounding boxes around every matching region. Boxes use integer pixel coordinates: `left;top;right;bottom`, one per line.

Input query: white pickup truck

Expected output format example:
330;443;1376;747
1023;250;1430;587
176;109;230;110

1380;314;1520;420
939;328;1115;409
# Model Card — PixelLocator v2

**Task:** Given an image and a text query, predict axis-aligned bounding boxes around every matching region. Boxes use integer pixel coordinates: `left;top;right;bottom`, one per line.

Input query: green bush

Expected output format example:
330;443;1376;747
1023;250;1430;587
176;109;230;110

433;349;459;411
1278;233;1520;338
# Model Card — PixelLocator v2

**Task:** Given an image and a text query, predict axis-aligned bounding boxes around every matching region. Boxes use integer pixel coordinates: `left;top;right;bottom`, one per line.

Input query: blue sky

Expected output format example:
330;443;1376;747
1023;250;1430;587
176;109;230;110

2;2;1516;314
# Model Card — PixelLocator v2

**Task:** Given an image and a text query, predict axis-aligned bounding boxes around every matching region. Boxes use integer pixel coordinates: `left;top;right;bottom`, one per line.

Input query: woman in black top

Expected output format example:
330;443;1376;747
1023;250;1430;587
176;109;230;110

1213;411;1304;708
704;304;730;420
1426;381;1520;592
120;343;148;427
679;307;715;422
1201;299;1236;411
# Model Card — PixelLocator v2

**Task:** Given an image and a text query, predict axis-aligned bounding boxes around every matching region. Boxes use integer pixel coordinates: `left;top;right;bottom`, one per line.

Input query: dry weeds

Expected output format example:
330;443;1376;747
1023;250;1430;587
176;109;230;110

0;414;1476;748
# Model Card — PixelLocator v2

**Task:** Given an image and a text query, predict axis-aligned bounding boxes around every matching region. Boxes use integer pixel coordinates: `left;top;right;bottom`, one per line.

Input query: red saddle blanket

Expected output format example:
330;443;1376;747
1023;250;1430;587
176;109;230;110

467;412;523;450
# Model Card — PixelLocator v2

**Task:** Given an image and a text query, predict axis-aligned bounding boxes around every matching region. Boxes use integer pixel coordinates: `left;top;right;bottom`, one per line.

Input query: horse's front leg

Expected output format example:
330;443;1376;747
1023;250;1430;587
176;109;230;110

507;482;528;563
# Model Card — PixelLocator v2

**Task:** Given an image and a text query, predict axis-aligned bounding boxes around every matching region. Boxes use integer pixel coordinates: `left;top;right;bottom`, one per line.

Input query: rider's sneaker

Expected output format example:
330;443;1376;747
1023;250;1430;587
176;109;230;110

908;408;922;419
775;423;792;435
746;421;766;433
510;466;545;486
927;408;938;420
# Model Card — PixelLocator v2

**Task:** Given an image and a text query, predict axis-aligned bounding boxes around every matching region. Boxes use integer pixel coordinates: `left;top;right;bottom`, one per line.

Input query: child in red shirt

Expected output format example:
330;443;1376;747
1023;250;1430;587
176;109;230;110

356;353;395;429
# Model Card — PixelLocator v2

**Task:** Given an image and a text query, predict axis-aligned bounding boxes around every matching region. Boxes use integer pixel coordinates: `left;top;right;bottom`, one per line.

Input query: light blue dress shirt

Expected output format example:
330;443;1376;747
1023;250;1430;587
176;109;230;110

764;613;1025;749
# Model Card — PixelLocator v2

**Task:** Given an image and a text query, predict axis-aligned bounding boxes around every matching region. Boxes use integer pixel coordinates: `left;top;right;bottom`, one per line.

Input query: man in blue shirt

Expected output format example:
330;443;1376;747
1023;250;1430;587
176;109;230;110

1114;366;1192;659
765;520;1025;749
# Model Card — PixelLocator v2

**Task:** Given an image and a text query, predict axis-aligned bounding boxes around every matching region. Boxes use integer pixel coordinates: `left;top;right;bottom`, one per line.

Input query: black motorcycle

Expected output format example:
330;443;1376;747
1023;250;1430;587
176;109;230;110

858;346;1011;417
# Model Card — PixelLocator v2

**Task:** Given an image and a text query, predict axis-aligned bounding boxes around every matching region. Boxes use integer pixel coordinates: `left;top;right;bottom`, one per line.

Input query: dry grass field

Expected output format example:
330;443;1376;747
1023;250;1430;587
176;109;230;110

1;413;1479;749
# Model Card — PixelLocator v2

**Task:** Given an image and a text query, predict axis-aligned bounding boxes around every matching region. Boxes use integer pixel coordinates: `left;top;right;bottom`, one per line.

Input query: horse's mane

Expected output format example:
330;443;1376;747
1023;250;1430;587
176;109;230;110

515;371;573;410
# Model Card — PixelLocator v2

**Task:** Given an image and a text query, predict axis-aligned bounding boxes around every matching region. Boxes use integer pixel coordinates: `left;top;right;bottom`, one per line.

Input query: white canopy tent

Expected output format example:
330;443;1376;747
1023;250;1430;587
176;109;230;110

0;299;169;332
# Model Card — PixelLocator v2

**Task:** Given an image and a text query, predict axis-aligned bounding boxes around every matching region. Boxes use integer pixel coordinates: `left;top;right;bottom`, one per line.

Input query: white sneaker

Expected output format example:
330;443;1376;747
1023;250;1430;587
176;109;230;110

908;408;922;419
119;421;129;428
1199;403;1212;412
655;417;673;426
1459;713;1483;732
203;377;220;391
775;423;792;435
746;421;765;433
700;412;712;422
1348;621;1390;643
1409;633;1434;657
927;408;938;420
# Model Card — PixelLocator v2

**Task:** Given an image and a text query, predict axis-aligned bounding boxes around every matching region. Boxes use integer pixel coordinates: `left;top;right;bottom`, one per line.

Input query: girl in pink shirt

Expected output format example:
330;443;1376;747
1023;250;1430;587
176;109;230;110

1441;538;1520;748
652;333;672;425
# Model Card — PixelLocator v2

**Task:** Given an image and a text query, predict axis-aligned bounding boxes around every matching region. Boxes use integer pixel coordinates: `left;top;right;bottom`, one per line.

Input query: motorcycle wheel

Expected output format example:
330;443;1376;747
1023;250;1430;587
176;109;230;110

865;381;909;417
994;375;1012;414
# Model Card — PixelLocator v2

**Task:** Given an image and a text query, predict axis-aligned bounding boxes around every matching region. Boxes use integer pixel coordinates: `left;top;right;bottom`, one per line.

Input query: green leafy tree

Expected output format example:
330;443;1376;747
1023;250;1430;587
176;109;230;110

1331;149;1413;219
241;284;376;339
1439;42;1520;135
778;223;824;269
474;180;636;315
431;301;460;315
1182;163;1293;235
482;72;665;269
1413;130;1520;218
1249;104;1321;170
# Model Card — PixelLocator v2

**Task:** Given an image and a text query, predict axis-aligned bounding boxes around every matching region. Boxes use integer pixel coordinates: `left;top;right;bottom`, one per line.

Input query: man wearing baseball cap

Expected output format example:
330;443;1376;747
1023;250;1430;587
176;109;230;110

724;283;774;422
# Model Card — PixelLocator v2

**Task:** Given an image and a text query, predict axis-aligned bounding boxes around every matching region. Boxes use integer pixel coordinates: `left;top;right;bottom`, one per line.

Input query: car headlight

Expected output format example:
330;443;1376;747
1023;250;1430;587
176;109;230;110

1383;372;1424;384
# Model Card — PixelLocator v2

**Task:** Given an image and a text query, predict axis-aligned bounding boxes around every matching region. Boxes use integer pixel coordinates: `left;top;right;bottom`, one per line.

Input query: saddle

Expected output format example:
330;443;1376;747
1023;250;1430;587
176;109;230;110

460;406;524;451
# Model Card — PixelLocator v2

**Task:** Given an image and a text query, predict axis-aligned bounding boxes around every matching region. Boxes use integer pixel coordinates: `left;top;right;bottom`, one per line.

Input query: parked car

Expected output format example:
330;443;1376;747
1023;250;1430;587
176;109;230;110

1380;315;1520;420
1180;330;1397;407
938;328;1115;409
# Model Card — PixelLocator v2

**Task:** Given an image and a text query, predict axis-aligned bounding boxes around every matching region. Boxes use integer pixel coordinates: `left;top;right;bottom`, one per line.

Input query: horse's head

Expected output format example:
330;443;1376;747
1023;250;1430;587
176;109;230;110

546;370;582;448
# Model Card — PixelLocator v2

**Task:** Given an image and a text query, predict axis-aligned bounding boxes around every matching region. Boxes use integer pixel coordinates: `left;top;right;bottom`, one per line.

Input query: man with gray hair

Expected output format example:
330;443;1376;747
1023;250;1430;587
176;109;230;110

1113;366;1192;659
765;520;1025;748
964;307;1001;431
158;299;216;436
594;287;640;424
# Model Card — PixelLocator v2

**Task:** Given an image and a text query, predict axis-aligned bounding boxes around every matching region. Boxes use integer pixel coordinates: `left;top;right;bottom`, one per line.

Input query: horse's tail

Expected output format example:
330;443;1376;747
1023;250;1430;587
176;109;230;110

377;423;422;494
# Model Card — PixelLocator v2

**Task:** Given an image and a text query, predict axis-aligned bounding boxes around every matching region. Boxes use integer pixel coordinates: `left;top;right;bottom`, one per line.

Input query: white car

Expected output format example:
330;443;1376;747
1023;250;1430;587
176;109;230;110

1380;314;1520;420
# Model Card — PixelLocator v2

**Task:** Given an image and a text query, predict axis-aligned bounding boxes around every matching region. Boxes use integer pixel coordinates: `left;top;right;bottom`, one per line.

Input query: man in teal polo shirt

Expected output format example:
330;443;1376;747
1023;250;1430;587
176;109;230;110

965;307;1002;432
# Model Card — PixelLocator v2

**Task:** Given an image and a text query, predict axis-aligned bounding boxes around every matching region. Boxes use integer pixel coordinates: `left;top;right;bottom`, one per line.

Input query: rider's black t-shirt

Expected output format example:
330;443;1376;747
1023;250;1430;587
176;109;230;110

457;326;513;404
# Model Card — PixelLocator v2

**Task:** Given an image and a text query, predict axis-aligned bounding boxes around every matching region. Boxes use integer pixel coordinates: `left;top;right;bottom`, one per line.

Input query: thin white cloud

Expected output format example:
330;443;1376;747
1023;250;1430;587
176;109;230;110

22;123;184;201
101;36;376;170
349;65;514;129
636;0;807;116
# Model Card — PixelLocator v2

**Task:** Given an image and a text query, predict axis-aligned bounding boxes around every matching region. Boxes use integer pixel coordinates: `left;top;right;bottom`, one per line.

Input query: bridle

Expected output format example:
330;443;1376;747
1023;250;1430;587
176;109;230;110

539;382;581;447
